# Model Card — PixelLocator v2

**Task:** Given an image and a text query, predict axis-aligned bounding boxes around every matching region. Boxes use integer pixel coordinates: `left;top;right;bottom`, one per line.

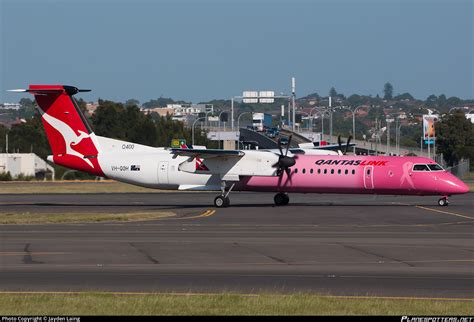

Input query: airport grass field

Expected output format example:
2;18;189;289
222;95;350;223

0;292;472;315
0;211;175;224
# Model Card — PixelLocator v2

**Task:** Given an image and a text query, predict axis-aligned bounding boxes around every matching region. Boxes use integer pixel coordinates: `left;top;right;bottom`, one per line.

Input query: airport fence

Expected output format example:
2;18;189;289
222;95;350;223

446;159;470;178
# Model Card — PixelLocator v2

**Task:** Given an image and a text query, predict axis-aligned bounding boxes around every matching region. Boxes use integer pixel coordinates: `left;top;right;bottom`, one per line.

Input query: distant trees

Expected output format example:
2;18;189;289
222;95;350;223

436;111;474;169
393;93;414;101
125;99;140;107
329;87;337;97
5;115;49;158
142;97;188;108
92;100;211;147
425;95;438;108
383;82;393;100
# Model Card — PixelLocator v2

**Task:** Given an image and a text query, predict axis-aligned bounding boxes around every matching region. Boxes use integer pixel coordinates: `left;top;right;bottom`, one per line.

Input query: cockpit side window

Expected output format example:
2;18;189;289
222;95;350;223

428;164;444;171
413;164;430;171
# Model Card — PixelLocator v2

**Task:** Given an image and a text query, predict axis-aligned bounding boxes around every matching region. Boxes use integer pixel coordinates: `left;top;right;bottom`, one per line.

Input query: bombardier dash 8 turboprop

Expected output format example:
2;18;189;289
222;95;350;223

11;85;469;207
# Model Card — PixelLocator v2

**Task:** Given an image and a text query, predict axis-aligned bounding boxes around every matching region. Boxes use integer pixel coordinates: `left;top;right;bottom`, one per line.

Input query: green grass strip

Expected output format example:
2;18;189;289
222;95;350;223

0;292;472;315
0;211;175;224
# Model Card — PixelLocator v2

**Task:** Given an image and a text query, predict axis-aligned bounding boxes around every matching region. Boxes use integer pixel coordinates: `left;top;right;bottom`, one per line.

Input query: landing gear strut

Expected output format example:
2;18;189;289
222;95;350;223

214;181;235;208
438;196;449;207
274;192;289;206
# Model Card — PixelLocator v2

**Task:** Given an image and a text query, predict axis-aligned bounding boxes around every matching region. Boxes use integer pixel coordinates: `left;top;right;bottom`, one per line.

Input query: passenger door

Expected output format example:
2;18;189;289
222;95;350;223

158;161;169;184
363;165;374;190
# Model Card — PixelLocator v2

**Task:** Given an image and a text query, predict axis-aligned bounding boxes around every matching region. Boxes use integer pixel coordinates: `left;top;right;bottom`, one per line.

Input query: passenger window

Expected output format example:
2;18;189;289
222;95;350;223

338;169;341;174
352;169;355;175
324;169;327;174
367;169;371;175
331;169;334;174
310;169;313;174
318;169;321;174
294;168;298;174
345;169;348;175
302;168;306;174
413;164;430;171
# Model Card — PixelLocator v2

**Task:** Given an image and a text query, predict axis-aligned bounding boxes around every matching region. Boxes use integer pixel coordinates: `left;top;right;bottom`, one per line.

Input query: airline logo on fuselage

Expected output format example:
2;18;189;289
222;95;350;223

315;159;388;166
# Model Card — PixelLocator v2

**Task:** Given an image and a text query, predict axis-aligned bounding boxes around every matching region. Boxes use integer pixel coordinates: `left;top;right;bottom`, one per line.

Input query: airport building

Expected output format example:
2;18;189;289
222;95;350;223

0;103;21;110
0;153;55;180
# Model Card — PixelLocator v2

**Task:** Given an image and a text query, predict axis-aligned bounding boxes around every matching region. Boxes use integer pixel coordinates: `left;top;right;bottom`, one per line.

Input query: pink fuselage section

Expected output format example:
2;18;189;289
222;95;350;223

237;155;469;196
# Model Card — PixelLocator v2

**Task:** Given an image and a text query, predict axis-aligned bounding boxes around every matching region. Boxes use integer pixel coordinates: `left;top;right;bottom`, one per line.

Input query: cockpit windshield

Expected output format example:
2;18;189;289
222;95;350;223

413;164;430;171
427;164;444;171
413;164;444;172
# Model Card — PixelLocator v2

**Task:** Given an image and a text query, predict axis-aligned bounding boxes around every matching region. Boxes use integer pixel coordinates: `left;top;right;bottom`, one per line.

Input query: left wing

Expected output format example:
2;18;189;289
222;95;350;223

172;149;279;177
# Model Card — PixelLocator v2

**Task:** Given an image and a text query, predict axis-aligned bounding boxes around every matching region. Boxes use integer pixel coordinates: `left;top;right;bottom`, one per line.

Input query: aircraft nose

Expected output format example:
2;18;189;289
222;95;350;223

439;174;470;195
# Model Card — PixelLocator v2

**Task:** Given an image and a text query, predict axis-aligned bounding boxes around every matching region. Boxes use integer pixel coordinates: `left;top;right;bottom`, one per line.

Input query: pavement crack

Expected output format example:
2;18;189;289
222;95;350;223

129;242;160;264
22;243;43;265
233;242;289;265
338;243;415;267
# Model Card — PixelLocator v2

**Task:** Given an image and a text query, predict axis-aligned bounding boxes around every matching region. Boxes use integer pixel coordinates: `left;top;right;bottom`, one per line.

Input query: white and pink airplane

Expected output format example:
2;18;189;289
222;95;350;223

11;85;469;208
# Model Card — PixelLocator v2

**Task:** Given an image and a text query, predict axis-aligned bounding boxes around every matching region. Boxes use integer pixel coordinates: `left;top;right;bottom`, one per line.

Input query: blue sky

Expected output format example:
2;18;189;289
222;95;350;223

1;0;472;103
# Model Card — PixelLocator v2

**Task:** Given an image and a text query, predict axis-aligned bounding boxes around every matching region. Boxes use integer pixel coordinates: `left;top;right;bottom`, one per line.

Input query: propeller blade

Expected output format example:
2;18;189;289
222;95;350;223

285;135;293;156
277;137;283;156
344;135;353;154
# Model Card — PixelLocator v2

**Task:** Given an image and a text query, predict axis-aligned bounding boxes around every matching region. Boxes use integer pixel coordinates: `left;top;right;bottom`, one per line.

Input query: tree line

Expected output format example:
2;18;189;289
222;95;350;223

0;100;213;179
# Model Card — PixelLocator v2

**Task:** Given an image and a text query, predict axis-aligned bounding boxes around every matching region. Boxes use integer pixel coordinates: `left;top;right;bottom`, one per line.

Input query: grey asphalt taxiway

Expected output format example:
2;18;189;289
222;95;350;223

0;192;473;298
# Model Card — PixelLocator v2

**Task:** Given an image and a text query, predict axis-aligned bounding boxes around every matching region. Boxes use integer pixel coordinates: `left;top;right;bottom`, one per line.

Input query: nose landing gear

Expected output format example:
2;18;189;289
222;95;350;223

274;192;289;206
438;196;449;207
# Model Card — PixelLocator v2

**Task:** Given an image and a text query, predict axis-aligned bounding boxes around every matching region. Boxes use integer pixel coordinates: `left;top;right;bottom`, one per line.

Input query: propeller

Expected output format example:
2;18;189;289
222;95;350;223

272;135;296;183
337;135;353;155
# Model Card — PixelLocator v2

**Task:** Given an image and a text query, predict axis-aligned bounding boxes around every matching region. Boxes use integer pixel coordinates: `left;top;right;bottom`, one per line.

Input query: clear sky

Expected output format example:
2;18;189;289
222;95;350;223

1;0;472;103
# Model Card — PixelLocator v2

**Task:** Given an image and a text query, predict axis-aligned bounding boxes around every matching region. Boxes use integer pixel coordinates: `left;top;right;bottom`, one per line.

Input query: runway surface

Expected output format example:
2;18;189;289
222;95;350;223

0;192;473;298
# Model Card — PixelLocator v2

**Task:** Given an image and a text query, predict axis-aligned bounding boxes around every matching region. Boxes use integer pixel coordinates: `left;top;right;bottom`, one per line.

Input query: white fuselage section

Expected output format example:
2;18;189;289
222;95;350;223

95;136;279;191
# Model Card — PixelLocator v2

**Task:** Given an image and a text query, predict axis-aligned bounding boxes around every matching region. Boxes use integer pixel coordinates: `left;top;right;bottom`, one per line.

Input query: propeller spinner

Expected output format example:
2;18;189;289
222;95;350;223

272;135;296;177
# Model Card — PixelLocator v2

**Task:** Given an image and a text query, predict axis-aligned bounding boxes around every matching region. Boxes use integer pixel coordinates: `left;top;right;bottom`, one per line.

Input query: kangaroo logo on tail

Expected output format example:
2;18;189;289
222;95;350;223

42;112;94;169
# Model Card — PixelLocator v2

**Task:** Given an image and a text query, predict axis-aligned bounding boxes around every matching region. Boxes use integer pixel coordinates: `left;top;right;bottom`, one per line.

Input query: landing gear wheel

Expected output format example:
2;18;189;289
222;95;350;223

438;197;449;207
214;196;228;208
274;193;289;206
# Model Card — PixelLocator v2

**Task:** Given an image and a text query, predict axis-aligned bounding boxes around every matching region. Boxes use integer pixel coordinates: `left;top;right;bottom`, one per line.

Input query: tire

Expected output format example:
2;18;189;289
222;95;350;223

274;193;288;206
438;198;448;207
214;196;227;208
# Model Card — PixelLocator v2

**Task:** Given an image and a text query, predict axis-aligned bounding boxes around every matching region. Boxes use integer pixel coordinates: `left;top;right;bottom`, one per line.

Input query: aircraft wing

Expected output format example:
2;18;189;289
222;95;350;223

170;148;245;159
306;143;356;151
174;149;279;177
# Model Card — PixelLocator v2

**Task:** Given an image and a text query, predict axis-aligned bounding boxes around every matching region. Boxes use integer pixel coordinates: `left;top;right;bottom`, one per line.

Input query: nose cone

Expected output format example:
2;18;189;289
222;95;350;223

439;174;470;195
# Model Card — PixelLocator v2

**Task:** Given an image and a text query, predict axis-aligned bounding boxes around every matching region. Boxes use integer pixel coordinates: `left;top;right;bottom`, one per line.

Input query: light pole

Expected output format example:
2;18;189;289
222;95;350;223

237;111;252;130
386;117;394;155
343;105;368;154
311;108;330;142
192;117;205;146
396;120;404;156
204;110;213;129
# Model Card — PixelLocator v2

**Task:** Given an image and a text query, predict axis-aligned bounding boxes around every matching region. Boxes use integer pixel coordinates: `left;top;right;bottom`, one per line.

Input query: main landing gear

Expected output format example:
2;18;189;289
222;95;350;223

438;196;449;207
274;192;289;206
214;181;235;208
